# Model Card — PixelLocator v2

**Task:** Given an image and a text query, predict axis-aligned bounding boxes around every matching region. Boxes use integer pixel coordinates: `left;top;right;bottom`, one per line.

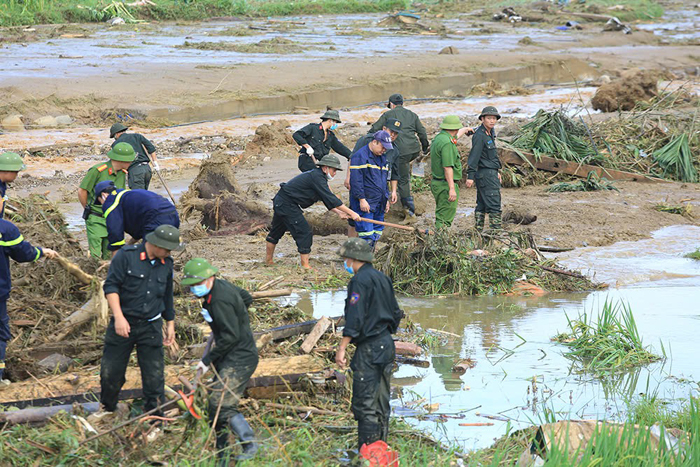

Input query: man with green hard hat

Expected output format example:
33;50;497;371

292;110;352;173
110;123;158;190
335;238;403;453
0;152;26;218
182;258;259;464
430;115;473;229
466;106;503;231
78;142;134;259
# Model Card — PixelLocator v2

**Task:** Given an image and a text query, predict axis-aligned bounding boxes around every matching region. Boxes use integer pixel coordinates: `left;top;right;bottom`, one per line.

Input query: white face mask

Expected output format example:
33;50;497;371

326;172;335;181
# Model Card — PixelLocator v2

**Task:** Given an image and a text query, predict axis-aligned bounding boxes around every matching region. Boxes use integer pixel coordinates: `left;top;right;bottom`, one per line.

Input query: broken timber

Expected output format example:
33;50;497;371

498;148;660;182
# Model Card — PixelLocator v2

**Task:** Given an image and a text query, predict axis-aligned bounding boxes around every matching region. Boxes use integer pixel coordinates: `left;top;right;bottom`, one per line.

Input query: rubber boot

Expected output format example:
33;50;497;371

401;196;416;216
215;431;230;467
229;413;258;461
358;421;382;450
474;212;486;231
489;212;502;231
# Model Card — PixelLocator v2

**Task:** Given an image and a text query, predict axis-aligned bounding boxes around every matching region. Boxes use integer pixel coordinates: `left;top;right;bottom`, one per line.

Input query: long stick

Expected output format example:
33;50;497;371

359;217;417;232
142;145;177;205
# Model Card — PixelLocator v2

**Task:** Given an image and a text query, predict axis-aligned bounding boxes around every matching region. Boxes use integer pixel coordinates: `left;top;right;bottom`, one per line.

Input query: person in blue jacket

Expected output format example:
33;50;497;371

0;219;57;388
93;181;180;254
349;131;393;248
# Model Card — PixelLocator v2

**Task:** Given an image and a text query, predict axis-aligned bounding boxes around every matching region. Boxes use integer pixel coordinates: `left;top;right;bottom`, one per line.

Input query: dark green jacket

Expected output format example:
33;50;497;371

370;106;429;156
113;133;156;165
201;279;258;368
467;125;501;180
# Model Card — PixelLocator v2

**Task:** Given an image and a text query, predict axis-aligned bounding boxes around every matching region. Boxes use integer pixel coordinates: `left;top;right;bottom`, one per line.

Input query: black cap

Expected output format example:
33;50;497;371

384;118;401;132
387;93;403;108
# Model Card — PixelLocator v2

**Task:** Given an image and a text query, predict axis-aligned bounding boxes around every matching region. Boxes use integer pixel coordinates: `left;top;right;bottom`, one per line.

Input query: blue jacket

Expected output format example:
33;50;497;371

0;219;43;299
101;189;178;250
0;181;7;218
349;144;389;206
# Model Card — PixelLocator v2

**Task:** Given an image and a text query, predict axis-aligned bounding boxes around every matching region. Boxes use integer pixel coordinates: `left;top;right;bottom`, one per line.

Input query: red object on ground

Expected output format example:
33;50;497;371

359;440;399;466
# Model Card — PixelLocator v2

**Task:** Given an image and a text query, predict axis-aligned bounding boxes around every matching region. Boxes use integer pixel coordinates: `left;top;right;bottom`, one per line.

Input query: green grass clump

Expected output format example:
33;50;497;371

652;134;698;183
546;172;618;193
553;299;663;375
685;248;700;260
410;175;430;193
654;202;693;219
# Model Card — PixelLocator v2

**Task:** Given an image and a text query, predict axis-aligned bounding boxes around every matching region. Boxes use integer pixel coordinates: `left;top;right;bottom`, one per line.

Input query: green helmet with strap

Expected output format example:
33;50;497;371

439;115;463;130
338;238;374;263
479;106;501;120
182;258;219;285
107;142;136;162
0;152;26;172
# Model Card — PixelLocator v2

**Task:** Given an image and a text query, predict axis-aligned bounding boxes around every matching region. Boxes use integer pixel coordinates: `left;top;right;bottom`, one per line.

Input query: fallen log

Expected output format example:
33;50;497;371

0;402;101;425
395;341;422;356
252;316;344;342
540;265;585;279
537;245;575;253
300;316;332;354
258;275;284;291
265;402;342;417
54;254;97;285
250;288;292;299
50;282;108;341
499;148;660;182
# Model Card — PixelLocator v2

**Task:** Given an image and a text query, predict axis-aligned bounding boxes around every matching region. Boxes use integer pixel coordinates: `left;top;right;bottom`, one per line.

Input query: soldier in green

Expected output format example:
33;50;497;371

78;142;134;259
182;258;259;464
369;94;429;219
110;123;158;190
429;116;472;229
0;152;25;218
466;106;502;231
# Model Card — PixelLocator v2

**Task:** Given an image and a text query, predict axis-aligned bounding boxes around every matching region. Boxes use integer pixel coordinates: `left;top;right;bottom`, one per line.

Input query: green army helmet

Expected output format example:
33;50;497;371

109;122;129;138
316;154;344;171
145;224;182;251
320;109;341;123
182;258;219;285
338;238;374;263
479;106;501;120
107;142;136;162
439;115;463;130
0;152;26;172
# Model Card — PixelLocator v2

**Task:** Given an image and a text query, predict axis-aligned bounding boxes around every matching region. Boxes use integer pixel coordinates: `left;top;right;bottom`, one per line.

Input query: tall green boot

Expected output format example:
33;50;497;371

489;212;502;230
474;212;486;231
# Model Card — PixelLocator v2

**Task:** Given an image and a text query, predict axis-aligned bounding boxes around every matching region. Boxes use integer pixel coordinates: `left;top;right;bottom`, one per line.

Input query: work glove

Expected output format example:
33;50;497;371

196;361;209;377
152;160;161;171
305;146;314;156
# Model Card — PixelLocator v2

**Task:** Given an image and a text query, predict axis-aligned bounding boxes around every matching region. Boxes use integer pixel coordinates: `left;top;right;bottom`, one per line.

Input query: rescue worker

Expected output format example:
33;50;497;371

292;110;352;173
335;238;403;450
345;120;401;237
93;181;180;254
265;155;360;270
369;94;429;218
467;106;503;231
110;123;158;190
0;152;25;219
348;131;393;248
78;142;133;259
430;116;473;229
181;258;258;464
97;225;179;425
0;220;57;388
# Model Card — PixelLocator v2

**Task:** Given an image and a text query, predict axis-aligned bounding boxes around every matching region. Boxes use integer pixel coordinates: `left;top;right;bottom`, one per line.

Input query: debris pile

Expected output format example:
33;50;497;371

591;71;658;112
546;172;618;192
243;119;297;159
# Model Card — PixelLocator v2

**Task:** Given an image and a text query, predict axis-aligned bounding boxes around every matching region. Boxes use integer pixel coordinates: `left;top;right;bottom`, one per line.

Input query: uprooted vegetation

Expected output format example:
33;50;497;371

176;37;304;54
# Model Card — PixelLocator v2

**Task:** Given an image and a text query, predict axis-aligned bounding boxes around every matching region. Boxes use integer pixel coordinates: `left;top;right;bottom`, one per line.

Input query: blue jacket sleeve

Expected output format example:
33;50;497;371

104;199;126;251
349;151;367;201
5;228;43;264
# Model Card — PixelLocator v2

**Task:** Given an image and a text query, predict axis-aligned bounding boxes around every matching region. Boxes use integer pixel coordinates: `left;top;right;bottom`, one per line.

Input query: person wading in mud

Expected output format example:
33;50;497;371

110;123;158;190
0;220;57;389
335;238;403;456
345;119;401;237
94;225;179;439
0;152;26;219
265;155;360;270
93;181;180;255
78;142;133;260
293;110;352;173
466;106;503;231
181;258;259;465
369;94;429;220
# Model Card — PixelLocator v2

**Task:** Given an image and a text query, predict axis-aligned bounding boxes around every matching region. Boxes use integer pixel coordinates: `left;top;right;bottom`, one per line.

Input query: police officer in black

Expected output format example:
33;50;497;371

466;106;503;231
265;155;360;270
97;225;180;422
110;123;158;190
335;238;403;450
293;110;352;172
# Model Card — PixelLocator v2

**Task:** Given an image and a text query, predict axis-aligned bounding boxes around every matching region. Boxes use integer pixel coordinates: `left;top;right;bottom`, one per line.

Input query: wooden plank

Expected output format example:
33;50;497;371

251;355;324;378
253;316;344;342
498;149;660;182
300;316;332;354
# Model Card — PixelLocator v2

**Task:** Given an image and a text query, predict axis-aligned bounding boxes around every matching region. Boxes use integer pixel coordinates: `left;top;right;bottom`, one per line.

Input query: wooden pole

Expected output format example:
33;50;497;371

250;288;292;299
359;217;418;232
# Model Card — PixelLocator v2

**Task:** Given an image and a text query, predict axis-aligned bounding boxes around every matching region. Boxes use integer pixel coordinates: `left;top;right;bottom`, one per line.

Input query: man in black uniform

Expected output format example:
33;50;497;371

265;155;360;270
466;106;502;231
110;123;158;190
335;238;403;450
97;225;180;423
369;94;429;218
182;258;258;464
293;110;352;172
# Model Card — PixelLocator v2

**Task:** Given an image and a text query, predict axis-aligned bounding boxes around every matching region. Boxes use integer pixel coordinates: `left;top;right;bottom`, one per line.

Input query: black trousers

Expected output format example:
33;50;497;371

475;168;501;214
265;200;313;254
297;154;317;172
100;317;165;413
209;360;258;430
128;162;153;190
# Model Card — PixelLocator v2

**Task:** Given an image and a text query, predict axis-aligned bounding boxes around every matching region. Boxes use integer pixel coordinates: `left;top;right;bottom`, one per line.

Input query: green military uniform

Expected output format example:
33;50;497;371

79;160;128;259
430;127;462;229
370;97;429;214
467;106;502;230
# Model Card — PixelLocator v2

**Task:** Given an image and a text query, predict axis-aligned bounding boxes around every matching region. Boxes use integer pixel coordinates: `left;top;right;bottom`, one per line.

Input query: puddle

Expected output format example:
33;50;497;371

637;10;700;41
295;226;700;451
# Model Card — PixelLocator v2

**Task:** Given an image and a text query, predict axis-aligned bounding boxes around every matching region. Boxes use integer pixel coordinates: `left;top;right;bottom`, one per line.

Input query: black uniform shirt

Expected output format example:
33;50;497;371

113;133;157;165
293;123;352;160
201;279;258;368
467;125;501;180
353;134;400;182
343;264;400;345
369;106;429;156
278;168;343;210
103;244;174;322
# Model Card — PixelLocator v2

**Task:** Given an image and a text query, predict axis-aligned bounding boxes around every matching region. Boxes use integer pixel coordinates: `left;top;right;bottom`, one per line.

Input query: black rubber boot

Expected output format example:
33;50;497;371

489;212;502;230
358;421;382;450
215;431;230;467
401;197;416;216
229;413;258;461
474;212;486;231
